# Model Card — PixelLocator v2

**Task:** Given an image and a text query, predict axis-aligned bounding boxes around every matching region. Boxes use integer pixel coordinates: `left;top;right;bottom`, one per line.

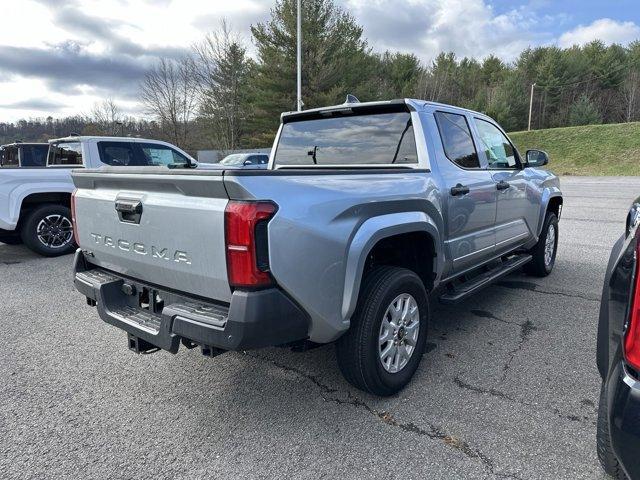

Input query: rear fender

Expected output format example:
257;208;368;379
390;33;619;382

342;212;443;322
0;183;74;230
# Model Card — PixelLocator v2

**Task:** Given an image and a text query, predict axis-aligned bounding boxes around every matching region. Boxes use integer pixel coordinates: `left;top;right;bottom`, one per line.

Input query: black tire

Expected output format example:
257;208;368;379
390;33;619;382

597;382;627;479
20;204;76;257
0;234;22;245
335;266;429;396
525;212;558;277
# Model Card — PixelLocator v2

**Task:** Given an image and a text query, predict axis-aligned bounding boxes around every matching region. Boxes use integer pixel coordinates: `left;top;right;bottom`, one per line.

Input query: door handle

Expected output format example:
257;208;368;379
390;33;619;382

115;200;142;214
115;199;143;224
450;183;470;196
496;180;510;191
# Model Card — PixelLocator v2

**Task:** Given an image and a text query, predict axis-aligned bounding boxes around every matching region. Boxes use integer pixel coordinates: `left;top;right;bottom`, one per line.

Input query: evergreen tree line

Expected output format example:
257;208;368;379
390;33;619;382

3;0;640;152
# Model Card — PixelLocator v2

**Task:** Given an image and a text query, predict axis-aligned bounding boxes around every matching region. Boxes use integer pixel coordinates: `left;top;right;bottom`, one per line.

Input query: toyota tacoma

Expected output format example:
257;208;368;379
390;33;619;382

72;98;562;396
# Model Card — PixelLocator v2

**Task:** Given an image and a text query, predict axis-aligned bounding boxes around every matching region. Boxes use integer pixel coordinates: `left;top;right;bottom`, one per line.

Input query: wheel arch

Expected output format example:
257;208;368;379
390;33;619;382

20;191;72;213
13;188;73;228
537;190;563;237
342;211;443;322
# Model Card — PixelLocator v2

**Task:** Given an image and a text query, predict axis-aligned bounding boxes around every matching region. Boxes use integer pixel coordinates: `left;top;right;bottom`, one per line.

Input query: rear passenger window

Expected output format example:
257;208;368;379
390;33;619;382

434;112;480;169
48;142;83;166
98;142;137;166
97;142;191;167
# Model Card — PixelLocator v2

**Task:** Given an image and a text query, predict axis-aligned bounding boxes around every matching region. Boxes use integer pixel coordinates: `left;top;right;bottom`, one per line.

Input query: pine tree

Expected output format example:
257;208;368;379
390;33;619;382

248;0;371;144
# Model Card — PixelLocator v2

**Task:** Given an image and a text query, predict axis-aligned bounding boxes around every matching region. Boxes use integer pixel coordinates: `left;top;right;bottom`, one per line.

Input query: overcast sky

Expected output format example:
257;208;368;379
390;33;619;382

1;0;639;121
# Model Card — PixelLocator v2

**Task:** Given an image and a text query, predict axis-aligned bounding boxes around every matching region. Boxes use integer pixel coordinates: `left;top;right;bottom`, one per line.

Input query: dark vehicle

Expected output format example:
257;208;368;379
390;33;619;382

219;153;269;168
597;197;640;479
0;142;49;167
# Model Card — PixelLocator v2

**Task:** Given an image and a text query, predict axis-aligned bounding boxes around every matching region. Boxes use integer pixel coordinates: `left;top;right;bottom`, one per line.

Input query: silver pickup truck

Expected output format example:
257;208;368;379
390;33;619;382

72;99;562;396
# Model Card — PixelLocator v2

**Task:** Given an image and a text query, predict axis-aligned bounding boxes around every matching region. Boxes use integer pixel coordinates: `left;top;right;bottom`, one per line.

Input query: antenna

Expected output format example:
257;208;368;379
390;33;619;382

345;94;360;104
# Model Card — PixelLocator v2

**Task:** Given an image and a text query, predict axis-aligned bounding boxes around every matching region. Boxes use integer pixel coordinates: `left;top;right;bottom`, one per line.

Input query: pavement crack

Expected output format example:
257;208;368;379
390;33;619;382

497;280;599;302
500;320;536;382
323;392;522;479
471;310;523;327
454;376;513;401
246;352;523;479
243;352;338;394
454;376;594;425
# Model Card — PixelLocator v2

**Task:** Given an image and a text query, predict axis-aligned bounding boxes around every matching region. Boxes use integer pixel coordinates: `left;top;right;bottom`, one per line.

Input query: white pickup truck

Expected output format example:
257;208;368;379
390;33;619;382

0;136;196;256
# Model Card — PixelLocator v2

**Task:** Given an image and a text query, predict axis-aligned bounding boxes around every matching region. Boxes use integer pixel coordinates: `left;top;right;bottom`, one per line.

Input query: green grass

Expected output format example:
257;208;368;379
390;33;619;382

509;122;640;176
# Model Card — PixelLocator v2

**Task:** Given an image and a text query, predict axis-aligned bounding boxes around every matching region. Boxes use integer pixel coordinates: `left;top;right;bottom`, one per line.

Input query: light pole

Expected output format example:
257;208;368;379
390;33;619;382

296;0;302;111
528;83;536;131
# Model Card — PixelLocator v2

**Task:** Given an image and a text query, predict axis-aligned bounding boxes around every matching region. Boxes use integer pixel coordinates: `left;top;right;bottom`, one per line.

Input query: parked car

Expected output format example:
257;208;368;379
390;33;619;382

0;142;49;167
71;98;562;396
0;136;196;255
597;198;640;480
219;153;270;168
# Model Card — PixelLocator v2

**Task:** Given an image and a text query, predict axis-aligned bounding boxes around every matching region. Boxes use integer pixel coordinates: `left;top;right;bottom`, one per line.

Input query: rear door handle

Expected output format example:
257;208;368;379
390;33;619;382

496;181;510;191
450;184;470;196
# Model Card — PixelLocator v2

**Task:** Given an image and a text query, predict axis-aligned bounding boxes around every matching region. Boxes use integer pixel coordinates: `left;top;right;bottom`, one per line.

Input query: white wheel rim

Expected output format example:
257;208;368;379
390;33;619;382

544;223;556;267
378;293;420;374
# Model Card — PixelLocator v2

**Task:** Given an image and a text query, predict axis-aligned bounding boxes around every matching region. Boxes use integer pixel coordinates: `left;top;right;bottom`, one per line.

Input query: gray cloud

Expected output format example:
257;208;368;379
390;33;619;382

0;41;148;98
0;2;191;102
3;98;63;111
53;6;188;59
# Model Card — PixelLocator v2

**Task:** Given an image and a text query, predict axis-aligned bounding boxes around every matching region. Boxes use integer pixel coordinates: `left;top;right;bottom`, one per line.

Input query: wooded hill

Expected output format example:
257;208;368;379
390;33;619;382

2;0;640;154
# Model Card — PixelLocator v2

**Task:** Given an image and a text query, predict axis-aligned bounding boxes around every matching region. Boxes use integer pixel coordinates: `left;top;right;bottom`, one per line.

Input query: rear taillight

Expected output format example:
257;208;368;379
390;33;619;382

624;232;640;371
224;201;277;288
70;189;79;246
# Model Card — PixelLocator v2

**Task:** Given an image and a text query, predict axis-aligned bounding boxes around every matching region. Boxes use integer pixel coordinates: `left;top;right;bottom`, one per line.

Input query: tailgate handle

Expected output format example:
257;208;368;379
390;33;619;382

115;200;143;224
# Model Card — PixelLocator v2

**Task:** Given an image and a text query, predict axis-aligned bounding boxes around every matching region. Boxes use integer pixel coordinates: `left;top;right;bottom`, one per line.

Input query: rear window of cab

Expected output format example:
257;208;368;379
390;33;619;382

274;112;418;166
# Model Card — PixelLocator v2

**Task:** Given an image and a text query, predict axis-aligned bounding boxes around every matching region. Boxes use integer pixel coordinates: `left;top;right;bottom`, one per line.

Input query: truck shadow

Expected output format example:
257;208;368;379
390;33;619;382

0;242;41;265
198;276;524;406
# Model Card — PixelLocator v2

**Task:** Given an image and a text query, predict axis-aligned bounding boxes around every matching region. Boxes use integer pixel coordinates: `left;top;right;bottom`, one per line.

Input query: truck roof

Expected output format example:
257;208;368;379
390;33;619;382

281;98;490;122
48;136;173;144
1;142;49;148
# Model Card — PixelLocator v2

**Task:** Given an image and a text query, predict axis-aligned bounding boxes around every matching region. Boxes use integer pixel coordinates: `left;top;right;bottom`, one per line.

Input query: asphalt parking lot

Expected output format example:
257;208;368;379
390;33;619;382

1;176;637;479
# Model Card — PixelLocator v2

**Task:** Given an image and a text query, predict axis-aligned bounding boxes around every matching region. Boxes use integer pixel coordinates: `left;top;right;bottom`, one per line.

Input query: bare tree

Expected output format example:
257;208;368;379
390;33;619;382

139;57;199;148
193;21;252;151
90;98;123;135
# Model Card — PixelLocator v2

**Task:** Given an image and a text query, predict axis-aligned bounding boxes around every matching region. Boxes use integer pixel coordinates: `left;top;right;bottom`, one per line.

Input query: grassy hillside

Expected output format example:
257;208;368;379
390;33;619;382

509;122;640;176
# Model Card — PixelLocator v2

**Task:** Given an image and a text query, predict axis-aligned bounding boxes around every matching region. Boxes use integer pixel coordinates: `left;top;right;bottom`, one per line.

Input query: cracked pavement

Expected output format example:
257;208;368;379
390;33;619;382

1;176;636;479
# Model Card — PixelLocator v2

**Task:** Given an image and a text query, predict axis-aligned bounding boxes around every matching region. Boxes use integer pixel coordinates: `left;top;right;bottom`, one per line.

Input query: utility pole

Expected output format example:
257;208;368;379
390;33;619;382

296;0;302;111
528;83;536;131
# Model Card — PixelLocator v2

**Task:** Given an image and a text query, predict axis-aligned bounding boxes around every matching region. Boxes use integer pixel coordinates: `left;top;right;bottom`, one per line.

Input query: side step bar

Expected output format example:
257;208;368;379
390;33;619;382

439;254;532;304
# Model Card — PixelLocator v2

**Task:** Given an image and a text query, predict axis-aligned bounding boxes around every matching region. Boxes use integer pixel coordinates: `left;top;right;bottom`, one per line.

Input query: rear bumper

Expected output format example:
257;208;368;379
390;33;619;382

73;250;310;353
608;363;640;479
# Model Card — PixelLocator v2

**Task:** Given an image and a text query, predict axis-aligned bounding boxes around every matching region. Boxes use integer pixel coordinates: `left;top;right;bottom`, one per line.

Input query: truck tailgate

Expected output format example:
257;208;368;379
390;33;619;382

72;168;231;303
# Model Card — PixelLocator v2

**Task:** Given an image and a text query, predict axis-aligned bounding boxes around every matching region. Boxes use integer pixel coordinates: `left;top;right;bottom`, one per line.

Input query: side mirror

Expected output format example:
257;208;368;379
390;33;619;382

526;149;549;167
243;159;253;166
